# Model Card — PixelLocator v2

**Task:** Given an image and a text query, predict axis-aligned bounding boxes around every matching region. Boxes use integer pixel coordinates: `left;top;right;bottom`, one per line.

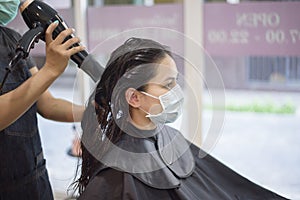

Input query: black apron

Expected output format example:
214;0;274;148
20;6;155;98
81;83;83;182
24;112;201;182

0;26;53;200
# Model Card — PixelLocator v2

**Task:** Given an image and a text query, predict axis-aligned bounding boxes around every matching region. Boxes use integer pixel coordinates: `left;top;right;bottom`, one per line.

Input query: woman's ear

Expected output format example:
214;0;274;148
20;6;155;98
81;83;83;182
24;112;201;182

125;88;141;108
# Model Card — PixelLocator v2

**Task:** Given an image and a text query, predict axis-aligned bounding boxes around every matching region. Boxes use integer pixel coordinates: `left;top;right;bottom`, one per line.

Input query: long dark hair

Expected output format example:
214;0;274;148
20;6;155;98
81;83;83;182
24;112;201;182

76;37;172;194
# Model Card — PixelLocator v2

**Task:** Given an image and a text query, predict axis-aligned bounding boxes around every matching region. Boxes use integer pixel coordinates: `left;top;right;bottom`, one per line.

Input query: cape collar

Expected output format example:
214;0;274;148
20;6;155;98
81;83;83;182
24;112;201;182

96;123;195;189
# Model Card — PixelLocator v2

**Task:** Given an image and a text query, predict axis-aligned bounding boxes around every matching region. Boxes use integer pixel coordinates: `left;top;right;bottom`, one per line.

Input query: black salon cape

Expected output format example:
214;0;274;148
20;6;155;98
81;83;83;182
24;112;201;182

78;124;288;200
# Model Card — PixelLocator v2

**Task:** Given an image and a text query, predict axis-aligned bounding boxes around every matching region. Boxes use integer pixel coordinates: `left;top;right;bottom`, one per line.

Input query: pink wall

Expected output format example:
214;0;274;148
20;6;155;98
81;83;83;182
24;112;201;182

204;1;300;56
86;4;184;55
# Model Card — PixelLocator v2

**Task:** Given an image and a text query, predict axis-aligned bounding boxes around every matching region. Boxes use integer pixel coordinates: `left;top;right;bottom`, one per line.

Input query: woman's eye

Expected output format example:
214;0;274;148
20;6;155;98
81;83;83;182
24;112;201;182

162;78;177;89
165;82;174;89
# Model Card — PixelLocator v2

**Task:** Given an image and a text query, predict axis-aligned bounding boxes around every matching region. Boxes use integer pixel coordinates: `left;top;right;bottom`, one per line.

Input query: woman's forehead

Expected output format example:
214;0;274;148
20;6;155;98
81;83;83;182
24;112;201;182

149;56;178;84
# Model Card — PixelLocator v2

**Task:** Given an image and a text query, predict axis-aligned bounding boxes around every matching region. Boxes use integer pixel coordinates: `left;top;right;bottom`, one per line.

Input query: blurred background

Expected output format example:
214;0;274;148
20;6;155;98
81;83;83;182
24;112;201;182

8;0;300;199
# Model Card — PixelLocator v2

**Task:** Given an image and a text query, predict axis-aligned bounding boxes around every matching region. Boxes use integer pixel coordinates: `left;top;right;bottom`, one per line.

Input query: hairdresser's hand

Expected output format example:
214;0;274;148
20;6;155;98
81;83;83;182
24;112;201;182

43;21;85;77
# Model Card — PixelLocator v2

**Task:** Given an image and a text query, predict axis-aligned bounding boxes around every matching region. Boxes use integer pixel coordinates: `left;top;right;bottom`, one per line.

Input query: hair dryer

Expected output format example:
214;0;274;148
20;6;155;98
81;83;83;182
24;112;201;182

19;0;103;82
19;0;87;66
1;0;103;93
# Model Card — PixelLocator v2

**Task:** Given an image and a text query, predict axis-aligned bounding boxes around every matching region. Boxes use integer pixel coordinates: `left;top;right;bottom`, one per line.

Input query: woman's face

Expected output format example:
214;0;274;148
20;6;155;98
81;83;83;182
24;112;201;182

140;54;178;115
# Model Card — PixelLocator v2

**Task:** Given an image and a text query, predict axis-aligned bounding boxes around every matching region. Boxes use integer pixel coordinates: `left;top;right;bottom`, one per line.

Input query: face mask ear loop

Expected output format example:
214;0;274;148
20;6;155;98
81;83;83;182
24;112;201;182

139;106;157;119
140;91;165;115
140;91;159;100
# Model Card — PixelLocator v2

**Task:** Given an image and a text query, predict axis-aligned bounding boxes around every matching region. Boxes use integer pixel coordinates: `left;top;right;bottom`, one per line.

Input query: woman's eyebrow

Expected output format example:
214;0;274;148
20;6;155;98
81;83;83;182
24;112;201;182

162;77;176;82
163;73;178;82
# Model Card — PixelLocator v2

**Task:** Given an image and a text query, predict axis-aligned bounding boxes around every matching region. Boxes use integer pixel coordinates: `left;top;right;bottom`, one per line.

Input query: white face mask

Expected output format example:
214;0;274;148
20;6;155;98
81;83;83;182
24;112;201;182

140;84;184;124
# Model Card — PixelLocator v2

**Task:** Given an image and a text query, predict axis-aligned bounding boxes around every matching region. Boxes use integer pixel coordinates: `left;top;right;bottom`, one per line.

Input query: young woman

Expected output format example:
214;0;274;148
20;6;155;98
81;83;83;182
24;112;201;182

76;37;288;200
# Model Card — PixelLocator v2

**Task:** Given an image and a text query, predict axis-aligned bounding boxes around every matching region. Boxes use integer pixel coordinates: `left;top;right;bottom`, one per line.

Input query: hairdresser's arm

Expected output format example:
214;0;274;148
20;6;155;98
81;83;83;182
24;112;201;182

32;67;85;122
0;22;85;131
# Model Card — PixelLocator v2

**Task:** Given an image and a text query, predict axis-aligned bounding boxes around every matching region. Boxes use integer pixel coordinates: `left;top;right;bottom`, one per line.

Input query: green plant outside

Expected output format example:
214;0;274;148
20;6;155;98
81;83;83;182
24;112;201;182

205;102;296;114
